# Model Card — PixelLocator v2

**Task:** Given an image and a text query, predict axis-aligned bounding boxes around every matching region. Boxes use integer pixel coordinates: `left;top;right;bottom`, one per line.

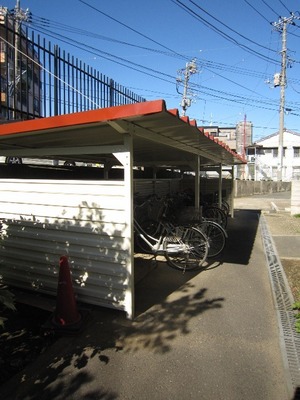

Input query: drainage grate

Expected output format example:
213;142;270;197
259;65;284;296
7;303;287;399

260;215;300;394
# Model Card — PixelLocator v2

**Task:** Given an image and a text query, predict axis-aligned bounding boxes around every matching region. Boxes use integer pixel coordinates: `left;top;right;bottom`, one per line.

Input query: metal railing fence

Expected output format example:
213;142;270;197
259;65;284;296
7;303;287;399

0;18;146;121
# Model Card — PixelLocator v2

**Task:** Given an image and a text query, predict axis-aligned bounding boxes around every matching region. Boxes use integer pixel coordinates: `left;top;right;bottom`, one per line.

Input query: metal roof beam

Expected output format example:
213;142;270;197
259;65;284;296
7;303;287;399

0;145;127;158
129;121;225;163
107;120;130;134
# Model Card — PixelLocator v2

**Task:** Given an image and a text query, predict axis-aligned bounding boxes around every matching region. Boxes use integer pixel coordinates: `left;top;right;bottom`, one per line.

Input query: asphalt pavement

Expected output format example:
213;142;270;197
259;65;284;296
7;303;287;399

1;191;300;400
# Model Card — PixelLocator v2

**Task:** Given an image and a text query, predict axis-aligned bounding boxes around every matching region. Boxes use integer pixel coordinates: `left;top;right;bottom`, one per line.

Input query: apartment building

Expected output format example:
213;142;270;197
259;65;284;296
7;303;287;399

247;130;300;181
203;121;253;179
0;6;42;121
203;121;253;152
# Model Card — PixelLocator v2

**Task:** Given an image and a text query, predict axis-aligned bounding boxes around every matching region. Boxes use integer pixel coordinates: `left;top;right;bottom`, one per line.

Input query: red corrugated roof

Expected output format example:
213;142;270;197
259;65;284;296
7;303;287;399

0;99;245;166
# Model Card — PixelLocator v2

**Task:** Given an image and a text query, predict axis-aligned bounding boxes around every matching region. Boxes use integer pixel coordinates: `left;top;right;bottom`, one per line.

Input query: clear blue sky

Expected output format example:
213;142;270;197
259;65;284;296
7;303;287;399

3;0;300;140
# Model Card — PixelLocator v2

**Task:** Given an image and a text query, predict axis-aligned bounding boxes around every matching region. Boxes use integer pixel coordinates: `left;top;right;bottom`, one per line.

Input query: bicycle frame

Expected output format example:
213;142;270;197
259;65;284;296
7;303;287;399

134;218;165;254
134;219;191;255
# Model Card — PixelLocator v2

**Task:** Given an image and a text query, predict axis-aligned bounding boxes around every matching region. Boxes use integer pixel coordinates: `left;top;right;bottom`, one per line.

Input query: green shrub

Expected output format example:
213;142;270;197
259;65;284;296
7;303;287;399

292;302;300;310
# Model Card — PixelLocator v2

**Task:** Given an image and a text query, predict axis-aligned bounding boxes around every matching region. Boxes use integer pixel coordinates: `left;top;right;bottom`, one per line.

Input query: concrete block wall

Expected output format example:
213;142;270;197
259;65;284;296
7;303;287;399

291;181;300;216
234;180;291;198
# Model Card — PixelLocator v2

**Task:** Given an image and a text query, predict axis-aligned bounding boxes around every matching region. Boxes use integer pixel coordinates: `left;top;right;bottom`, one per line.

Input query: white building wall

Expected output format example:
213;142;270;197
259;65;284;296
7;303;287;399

254;131;300;181
291;181;300;215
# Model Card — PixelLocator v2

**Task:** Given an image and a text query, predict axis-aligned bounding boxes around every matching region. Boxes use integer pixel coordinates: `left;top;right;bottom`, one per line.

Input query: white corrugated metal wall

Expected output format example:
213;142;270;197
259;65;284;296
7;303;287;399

0;179;132;314
133;179;182;198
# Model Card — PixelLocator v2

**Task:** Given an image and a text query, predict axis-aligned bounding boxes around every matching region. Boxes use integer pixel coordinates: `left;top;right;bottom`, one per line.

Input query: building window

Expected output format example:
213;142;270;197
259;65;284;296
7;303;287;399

266;148;286;157
0;41;6;63
293;167;300;180
294;147;300;158
33;96;40;113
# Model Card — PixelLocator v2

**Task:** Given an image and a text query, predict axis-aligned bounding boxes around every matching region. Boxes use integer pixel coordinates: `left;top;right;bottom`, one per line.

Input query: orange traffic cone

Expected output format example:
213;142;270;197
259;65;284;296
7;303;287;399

52;255;82;330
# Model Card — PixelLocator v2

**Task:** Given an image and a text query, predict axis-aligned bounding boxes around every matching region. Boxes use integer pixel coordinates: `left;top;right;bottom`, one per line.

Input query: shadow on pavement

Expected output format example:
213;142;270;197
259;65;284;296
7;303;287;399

134;259;205;316
121;283;224;354
221;209;261;265
293;386;300;400
1;282;224;400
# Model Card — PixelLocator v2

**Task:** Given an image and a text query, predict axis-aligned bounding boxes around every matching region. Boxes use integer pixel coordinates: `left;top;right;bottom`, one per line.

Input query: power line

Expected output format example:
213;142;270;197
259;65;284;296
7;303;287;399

260;0;281;18
78;0;189;62
187;0;278;54
277;0;291;14
25;21;177;85
29;13;283;104
243;0;271;23
30;13;293;84
173;0;280;65
196;58;300;85
30;15;185;60
192;84;280;111
197;62;271;99
25;18;292;117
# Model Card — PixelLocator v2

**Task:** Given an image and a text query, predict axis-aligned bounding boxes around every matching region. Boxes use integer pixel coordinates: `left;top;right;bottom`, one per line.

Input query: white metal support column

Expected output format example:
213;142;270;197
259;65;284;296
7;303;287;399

113;134;134;319
194;155;201;212
217;163;222;207
231;166;235;218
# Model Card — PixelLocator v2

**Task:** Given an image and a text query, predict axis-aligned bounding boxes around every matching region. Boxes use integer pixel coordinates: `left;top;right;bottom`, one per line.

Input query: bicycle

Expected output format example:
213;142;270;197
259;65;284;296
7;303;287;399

134;218;209;272
175;206;227;258
202;205;228;229
134;194;227;258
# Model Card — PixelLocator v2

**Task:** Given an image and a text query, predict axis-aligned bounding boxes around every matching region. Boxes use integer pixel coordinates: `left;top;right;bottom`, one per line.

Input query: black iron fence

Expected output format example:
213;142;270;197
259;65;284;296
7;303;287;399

0;17;146;121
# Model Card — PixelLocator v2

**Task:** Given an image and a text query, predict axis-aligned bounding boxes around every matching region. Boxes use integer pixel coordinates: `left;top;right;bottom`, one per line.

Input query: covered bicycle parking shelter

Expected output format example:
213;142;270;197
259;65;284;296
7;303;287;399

0;99;245;318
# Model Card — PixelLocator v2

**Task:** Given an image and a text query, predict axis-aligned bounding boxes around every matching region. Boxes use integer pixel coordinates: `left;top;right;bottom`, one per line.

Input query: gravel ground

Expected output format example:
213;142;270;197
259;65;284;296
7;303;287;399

263;212;300;303
263;212;300;236
235;193;300;303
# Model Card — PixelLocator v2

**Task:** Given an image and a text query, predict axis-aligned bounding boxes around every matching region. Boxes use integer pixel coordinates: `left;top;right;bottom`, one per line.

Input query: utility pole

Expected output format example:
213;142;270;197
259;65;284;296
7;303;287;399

242;114;247;179
176;59;197;116
272;13;300;181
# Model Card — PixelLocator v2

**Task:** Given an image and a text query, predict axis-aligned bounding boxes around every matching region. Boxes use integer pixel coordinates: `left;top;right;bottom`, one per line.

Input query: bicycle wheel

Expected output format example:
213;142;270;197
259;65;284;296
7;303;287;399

203;206;227;229
163;226;208;271
221;200;230;216
199;220;227;258
212;200;230;216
